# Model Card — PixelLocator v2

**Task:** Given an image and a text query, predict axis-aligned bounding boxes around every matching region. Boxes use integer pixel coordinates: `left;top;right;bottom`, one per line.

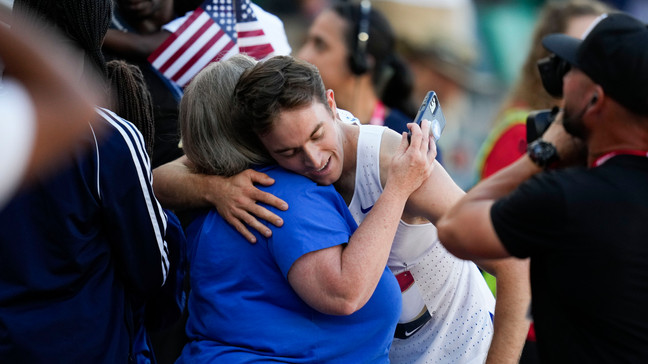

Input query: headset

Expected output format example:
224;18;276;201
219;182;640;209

590;93;598;105
349;0;372;75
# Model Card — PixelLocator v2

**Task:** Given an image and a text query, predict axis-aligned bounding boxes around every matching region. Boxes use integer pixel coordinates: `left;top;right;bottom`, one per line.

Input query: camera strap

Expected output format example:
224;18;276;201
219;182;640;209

592;150;648;167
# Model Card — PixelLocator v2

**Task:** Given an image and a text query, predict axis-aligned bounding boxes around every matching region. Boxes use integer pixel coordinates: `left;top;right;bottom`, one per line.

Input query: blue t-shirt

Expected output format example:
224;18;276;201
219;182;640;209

178;165;401;363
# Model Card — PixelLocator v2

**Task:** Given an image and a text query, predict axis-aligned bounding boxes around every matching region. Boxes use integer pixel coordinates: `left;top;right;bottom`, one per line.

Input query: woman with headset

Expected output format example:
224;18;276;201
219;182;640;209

297;1;417;134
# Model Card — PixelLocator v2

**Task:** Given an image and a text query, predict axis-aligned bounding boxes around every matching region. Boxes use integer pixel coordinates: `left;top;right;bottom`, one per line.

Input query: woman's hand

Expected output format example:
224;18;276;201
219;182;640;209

386;119;437;199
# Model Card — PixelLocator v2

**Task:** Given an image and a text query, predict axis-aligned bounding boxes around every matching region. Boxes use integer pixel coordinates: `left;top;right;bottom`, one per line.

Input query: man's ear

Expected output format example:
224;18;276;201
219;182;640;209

326;89;338;113
590;85;604;107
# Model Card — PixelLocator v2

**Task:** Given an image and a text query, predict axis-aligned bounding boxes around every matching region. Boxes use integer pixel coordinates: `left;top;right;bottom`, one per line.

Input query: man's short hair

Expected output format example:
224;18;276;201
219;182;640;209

233;56;329;137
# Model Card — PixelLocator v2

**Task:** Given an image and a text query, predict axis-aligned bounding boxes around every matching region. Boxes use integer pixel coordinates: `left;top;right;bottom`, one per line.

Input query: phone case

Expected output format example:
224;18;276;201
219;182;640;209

413;91;446;141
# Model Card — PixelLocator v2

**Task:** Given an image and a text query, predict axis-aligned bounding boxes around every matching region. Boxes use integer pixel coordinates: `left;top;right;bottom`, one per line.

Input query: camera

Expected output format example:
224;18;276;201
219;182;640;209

537;54;571;97
526;106;560;143
408;91;446;143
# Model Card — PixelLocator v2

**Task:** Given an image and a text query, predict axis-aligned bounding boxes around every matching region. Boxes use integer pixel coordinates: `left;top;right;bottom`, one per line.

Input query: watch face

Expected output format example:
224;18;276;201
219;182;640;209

528;140;558;168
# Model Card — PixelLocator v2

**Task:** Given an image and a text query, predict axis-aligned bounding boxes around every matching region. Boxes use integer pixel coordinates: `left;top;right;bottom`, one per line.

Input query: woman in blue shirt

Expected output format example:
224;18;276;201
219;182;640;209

175;55;435;362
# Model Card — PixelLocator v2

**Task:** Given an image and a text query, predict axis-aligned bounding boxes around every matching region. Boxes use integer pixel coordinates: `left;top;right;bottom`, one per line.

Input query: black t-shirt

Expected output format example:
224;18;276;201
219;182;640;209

491;155;648;363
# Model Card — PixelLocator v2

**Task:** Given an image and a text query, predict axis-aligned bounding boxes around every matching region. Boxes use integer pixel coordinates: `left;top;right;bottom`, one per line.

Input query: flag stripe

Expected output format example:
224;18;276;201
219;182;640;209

238;29;265;37
157;17;215;74
176;42;237;86
239;43;273;59
163;24;222;79
238;34;272;47
171;30;230;83
148;0;278;87
149;9;208;67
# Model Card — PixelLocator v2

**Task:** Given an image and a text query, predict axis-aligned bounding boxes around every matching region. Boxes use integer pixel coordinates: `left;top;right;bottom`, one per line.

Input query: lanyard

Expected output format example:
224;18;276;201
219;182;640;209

592;150;648;167
369;100;386;126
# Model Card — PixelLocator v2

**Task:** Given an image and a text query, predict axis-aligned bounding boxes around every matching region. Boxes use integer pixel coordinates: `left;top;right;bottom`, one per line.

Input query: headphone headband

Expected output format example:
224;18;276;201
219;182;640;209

350;0;371;75
357;0;371;55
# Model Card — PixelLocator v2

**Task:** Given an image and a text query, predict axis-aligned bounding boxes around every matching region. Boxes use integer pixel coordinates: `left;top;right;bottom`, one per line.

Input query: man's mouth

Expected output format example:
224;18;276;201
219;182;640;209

310;157;330;176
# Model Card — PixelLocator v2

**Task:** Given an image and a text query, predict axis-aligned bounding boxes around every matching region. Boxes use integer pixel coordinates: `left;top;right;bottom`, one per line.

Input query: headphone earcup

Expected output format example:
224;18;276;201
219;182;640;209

349;52;368;75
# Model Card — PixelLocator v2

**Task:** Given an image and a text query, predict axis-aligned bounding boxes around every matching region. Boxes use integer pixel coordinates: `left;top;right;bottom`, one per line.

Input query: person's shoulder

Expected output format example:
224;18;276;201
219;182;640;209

378;126;403;159
94;108;150;162
255;165;321;193
95;107;134;130
256;165;313;185
520;167;587;199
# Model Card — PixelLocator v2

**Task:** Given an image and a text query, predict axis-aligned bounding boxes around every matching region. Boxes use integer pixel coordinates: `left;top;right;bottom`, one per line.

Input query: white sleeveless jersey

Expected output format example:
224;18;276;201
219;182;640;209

347;125;495;364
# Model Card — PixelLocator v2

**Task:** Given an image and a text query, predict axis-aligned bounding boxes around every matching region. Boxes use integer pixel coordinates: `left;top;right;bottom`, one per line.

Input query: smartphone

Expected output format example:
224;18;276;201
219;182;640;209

409;91;446;143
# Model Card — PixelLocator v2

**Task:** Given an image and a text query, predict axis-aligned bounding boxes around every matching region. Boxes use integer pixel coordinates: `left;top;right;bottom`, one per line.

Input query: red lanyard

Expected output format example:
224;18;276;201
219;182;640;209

592;150;648;167
369;100;386;126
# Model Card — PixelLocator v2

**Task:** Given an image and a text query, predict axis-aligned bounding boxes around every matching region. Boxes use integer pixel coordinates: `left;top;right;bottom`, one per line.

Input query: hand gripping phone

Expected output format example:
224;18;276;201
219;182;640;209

408;91;446;143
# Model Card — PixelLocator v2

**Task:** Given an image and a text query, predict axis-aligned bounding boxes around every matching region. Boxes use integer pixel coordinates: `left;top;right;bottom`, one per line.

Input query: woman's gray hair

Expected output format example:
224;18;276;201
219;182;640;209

180;54;273;176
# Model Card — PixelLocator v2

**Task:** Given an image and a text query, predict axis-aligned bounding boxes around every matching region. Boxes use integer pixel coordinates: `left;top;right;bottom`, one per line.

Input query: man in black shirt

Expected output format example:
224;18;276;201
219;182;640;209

438;12;648;363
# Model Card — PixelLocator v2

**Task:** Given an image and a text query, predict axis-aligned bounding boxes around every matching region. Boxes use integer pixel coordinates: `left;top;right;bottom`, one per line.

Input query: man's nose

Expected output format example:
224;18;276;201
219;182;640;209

303;145;322;169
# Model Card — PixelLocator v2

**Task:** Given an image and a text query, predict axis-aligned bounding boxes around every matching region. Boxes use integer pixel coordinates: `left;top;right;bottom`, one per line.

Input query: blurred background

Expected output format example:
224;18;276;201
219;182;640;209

255;0;648;189
3;0;647;189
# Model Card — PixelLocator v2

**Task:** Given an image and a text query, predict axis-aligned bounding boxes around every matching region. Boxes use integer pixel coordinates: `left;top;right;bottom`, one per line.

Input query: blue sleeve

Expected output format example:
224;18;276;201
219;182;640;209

95;108;171;296
266;176;356;278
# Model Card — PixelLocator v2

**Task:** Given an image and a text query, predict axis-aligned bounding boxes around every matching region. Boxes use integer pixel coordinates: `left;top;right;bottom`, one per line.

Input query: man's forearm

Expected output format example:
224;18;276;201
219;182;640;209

438;156;542;260
152;156;214;209
486;258;532;364
468;155;542;201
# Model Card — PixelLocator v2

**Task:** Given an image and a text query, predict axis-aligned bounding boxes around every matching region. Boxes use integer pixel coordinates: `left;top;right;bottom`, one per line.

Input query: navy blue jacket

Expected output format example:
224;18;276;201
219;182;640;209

0;109;175;363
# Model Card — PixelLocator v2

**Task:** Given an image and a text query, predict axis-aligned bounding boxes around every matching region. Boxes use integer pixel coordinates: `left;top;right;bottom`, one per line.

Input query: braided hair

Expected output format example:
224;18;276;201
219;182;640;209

107;60;155;156
13;0;112;79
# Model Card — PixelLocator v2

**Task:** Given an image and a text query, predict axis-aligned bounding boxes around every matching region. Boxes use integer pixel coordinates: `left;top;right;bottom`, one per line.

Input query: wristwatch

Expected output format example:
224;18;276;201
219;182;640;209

527;140;559;169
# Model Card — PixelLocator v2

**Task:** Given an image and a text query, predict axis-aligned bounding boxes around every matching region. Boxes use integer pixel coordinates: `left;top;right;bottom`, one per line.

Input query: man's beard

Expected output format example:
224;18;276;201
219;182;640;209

562;104;588;139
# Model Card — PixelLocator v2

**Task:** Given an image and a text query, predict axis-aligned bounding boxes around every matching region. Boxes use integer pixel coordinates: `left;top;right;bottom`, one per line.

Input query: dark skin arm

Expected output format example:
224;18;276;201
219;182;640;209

104;0;175;60
103;29;171;61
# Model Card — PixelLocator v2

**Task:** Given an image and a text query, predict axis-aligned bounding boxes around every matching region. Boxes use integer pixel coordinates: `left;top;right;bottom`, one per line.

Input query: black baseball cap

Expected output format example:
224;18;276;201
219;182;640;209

542;13;648;116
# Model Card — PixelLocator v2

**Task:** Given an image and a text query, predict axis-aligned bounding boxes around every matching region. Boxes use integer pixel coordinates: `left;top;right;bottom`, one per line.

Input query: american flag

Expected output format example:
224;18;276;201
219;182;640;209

148;0;275;87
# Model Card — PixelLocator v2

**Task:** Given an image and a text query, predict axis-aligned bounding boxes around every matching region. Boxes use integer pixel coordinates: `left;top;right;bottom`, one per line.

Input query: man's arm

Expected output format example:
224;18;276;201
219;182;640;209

380;127;532;363
378;128;463;224
288;123;435;315
152;156;288;243
437;155;542;260
433;145;550;364
103;29;171;61
438;115;586;362
479;258;532;364
437;112;584;260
